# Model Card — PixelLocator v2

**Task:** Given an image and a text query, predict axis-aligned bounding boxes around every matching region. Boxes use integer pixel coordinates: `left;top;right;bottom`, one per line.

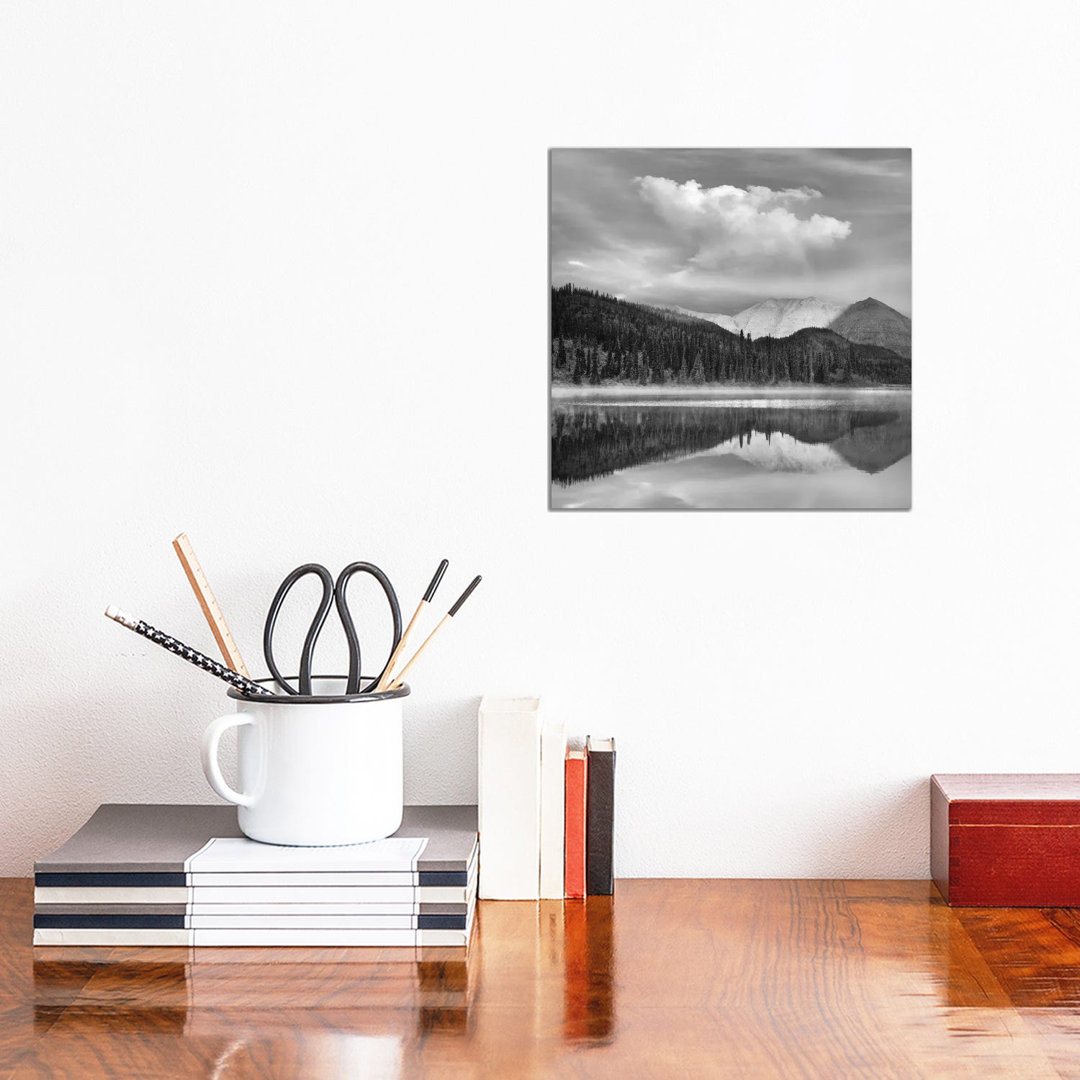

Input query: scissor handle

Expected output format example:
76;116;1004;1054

335;562;403;694
263;563;335;695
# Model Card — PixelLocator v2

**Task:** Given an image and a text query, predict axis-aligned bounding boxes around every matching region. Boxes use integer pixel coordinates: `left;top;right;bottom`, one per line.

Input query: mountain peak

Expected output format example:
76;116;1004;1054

829;298;911;357
664;294;911;351
733;297;846;339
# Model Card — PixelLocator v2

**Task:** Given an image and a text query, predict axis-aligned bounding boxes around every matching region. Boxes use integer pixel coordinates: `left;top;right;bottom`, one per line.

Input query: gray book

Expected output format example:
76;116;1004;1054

36;804;478;884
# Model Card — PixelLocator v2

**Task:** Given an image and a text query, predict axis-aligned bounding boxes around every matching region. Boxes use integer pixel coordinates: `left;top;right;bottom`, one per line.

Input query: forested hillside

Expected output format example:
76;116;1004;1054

551;285;911;386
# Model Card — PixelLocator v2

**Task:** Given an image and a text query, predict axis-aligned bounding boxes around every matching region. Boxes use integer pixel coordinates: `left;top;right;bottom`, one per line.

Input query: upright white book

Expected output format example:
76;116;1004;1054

478;696;542;899
539;719;567;899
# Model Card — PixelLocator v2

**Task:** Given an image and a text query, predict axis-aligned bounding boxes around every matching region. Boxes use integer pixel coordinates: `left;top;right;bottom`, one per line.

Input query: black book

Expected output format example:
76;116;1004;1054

585;737;616;895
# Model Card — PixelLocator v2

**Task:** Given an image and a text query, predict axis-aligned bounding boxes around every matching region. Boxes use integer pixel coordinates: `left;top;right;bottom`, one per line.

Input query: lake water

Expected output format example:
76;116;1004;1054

550;388;912;510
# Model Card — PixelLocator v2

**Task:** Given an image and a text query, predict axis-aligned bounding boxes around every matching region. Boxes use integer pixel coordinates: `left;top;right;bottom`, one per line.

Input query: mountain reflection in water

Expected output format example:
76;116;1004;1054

551;398;912;486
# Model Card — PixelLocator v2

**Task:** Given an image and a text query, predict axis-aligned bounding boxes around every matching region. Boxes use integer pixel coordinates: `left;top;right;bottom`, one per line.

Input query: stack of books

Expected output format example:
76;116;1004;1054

33;803;478;948
477;696;616;900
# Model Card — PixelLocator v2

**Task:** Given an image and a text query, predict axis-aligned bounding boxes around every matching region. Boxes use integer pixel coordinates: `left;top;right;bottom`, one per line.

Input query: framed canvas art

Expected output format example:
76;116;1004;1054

550;149;912;511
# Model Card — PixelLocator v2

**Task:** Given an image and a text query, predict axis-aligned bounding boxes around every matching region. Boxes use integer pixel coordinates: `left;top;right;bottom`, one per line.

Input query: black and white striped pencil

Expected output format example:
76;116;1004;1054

372;558;449;693
105;606;273;696
386;576;482;691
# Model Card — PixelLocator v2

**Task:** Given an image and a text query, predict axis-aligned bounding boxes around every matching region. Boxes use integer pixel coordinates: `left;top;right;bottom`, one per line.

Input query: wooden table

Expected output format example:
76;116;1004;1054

5;877;1080;1078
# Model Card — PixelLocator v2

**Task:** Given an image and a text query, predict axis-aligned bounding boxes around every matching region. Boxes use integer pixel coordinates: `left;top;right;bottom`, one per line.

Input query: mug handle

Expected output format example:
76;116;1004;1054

201;715;255;807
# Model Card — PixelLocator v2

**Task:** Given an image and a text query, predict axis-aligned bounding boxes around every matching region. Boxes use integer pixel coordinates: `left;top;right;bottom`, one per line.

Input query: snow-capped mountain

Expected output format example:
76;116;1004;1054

716;432;848;473
732;298;847;339
672;296;910;356
675;298;846;338
672;306;739;332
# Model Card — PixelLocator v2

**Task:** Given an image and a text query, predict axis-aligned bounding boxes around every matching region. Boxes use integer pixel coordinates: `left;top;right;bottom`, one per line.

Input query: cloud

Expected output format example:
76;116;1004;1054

634;177;852;268
567;259;587;267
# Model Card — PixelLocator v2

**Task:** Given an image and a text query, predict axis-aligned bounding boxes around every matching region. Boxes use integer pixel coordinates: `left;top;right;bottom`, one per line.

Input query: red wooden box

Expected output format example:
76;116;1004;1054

931;774;1080;906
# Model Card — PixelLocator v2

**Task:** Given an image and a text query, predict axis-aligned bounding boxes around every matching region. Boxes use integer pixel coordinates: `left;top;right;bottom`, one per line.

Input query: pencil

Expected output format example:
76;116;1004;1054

372;559;449;693
105;606;273;697
172;532;250;677
386;575;481;691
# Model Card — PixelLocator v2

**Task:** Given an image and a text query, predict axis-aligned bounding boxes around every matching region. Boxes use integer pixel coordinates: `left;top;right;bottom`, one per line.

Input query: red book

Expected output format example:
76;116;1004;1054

564;747;588;899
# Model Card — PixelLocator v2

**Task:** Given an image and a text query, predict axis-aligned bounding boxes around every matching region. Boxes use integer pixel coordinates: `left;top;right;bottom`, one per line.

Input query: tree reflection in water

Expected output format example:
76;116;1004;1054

551;401;912;485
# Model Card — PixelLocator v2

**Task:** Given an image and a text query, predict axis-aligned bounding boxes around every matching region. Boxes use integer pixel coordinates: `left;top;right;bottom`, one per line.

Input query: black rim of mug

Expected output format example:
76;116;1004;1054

227;675;410;705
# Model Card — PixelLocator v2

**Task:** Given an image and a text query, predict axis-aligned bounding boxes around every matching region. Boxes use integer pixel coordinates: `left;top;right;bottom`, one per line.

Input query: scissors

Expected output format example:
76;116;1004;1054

262;562;403;696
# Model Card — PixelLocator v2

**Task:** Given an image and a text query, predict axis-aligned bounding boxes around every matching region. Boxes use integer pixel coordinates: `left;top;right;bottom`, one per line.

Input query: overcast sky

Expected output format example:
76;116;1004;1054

551;149;911;316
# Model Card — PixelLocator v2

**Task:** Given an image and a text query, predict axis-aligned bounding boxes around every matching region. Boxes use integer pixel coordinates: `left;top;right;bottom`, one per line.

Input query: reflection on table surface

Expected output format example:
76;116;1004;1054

10;879;1080;1077
19;889;615;1078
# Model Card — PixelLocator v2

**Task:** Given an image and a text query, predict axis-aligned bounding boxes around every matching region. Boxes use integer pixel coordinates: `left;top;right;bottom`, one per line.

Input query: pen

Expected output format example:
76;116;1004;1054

372;559;449;693
386;575;481;691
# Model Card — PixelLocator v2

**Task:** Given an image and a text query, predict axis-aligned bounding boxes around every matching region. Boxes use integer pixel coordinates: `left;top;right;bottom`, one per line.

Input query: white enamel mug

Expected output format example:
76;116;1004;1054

201;676;408;846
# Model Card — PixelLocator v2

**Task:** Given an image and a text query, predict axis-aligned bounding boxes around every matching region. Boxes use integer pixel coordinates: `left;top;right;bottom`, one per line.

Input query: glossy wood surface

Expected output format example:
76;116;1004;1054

5;878;1080;1077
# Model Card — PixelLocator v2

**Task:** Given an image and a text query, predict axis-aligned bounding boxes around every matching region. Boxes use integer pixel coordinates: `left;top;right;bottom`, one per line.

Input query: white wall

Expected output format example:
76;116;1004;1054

2;1;1078;878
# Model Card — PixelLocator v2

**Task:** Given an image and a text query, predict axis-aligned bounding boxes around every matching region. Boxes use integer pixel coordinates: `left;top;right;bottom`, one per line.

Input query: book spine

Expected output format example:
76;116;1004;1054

193;928;420;947
35;872;186;888
539;720;567;899
585;738;615;896
189;871;418;887
192;885;419;904
34;928;194;947
187;914;468;930
34;887;189;905
188;902;418;916
40;880;473;900
477;697;542;899
564;751;588;899
34;913;470;930
34;913;185;929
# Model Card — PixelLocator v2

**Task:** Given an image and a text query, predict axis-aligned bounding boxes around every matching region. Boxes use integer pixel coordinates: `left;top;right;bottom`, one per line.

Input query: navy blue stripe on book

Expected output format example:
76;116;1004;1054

417;913;468;930
35;872;186;888
418;871;468;886
33;914;186;930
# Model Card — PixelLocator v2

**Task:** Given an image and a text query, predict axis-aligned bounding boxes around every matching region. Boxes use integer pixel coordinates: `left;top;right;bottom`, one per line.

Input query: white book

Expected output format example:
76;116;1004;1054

33;884;474;905
192;928;419;947
35;887;188;905
419;928;473;947
186;836;427;874
34;924;476;948
539;719;567;898
34;928;193;946
189;872;417;887
189;902;418;916
191;884;474;905
191;885;418;904
419;904;476;948
420;883;474;904
187;914;416;929
478;696;543;899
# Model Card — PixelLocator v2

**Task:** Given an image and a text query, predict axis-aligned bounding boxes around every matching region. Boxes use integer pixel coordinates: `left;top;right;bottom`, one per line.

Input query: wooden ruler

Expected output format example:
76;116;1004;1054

172;533;250;678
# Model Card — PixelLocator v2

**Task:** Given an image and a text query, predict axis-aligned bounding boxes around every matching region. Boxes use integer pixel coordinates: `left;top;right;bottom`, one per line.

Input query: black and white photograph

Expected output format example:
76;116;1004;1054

550;148;912;510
